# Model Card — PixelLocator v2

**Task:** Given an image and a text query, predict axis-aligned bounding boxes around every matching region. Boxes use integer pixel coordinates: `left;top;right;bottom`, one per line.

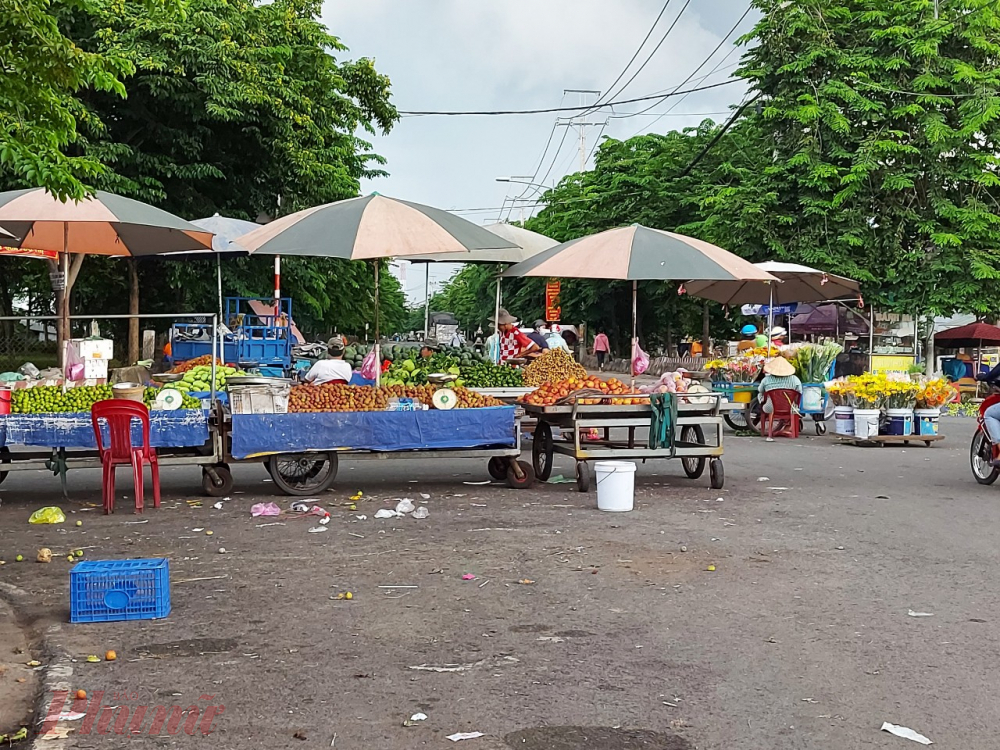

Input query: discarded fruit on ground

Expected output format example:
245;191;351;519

707;565;716;572
104;650;117;661
205;530;214;536
66;555;74;562
36;548;52;563
345;592;353;600
86;655;100;663
75;520;83;527
74;549;83;557
26;660;41;667
15;554;23;562
75;690;87;700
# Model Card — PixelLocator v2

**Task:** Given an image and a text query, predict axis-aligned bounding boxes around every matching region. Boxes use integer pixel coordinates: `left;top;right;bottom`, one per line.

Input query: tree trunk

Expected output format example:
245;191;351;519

701;301;711;355
128;258;140;364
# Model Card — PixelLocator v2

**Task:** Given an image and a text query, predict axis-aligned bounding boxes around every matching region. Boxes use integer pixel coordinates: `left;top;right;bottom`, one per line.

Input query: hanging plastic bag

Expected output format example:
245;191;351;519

486;333;501;364
631;339;650;377
29;506;66;524
360;349;379;380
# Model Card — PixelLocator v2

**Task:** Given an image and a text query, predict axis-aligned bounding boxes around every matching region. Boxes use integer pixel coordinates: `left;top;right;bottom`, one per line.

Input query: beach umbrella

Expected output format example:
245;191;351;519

503;224;776;378
405;222;559;342
0;188;213;352
934;322;1000;349
188;215;260;320
236;194;518;383
686;261;860;342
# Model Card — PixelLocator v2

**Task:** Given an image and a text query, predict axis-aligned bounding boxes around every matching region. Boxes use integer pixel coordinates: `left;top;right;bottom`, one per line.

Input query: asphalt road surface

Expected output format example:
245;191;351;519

0;417;996;749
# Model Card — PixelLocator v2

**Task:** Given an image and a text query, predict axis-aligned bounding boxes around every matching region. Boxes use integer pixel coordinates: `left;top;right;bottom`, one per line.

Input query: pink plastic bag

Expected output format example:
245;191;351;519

631;340;650;376
360;349;379;380
251;502;281;517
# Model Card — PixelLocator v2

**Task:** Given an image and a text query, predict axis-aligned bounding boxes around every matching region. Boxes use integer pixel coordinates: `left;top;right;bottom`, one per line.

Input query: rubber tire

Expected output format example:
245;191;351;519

0;446;11;486
680;425;706;479
815;421;827;436
709;458;725;489
488;456;508;481
971;431;999;485
724;409;748;430
201;464;233;497
268;452;339;496
505;459;535;489
532;422;554;481
576;461;591;493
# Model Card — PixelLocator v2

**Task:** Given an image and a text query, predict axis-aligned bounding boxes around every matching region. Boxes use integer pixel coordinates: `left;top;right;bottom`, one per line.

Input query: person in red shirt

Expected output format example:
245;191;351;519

496;308;540;364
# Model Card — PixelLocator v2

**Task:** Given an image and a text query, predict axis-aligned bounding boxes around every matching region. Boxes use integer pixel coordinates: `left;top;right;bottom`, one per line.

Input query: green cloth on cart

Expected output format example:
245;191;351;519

648;393;677;452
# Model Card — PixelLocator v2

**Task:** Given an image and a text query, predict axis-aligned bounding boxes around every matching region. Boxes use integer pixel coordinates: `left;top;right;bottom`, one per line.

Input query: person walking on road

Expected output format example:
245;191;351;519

593;328;610;371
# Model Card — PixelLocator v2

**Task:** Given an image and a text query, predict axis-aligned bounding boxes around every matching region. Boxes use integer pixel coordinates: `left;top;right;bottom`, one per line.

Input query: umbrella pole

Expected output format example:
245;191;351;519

767;283;774;349
868;306;874;372
374;261;381;388
494;269;502;364
424;263;430;340
274;255;281;318
631;279;637;389
217;255;223;324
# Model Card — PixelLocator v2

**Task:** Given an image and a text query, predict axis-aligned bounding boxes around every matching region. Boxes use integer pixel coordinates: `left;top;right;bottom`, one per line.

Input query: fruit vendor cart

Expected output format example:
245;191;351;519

523;392;726;492
217;404;534;495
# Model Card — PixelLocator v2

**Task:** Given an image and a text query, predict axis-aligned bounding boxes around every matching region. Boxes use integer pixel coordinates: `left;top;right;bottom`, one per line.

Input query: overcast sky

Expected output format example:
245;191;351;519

322;0;758;303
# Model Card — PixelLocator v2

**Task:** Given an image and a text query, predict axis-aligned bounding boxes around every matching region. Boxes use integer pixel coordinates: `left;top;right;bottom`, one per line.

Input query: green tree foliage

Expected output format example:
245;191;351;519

0;0;133;200
1;0;403;341
705;0;1000;316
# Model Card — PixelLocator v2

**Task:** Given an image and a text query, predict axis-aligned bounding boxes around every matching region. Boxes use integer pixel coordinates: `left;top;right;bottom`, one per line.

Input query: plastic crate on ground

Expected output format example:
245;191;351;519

70;558;170;623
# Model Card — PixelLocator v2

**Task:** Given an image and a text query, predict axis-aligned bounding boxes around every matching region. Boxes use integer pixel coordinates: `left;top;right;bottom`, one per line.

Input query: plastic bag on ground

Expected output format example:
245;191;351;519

29;506;65;524
251;502;281;517
395;499;415;514
412;506;429;519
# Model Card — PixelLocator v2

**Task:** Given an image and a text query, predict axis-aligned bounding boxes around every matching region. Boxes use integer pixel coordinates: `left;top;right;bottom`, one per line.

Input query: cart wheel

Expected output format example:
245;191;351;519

532;422;554;481
815;421;827;436
268;452;339;496
201;464;233;497
505;459;535;489
576;461;591;493
723;409;748;430
487;456;508;481
0;446;11;486
709;459;725;489
925;440;933;447
680;425;706;479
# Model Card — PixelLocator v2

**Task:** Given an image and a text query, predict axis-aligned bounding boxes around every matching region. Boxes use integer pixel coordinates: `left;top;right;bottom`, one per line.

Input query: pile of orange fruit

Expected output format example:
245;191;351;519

520;376;645;406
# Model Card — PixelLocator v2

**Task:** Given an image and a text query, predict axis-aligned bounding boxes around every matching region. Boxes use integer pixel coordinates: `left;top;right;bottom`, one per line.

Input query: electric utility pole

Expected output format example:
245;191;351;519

559;89;606;171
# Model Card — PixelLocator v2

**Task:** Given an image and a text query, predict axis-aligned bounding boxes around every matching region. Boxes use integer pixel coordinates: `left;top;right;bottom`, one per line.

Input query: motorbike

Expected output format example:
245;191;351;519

971;390;1000;484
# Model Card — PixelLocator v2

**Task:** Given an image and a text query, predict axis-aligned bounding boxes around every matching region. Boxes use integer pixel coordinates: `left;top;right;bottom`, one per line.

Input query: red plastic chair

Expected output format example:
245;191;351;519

760;388;802;439
91;400;160;514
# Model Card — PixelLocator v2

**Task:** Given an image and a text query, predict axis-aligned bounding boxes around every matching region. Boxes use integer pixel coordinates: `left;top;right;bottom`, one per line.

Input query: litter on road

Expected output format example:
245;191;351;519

907;610;934;617
447;732;485;742
880;722;933;744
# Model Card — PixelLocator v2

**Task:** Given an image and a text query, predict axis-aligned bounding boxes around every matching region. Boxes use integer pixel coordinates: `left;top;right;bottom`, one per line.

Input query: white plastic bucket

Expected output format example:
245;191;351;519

854;408;881;440
914;408;940;436
595;461;637;512
802;385;824;412
834;405;854;435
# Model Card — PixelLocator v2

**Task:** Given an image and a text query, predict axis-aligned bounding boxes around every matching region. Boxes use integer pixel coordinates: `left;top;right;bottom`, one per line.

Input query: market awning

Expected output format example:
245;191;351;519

934;322;1000;348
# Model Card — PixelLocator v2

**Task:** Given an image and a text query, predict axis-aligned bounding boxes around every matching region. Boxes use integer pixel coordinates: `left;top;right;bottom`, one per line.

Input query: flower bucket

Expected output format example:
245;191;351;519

885;408;913;436
853;408;880;440
834;405;854;435
914;408;940;436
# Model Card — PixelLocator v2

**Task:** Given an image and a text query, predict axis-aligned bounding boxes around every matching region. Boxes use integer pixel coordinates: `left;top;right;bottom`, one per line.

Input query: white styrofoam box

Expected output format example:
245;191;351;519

84;358;109;379
73;338;114;360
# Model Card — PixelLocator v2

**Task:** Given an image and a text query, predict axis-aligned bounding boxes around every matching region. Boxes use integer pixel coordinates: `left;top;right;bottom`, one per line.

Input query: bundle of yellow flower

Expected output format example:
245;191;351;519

825;380;853;406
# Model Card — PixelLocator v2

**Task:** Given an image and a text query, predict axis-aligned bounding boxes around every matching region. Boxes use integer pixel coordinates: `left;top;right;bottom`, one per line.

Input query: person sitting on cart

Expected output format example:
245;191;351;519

304;336;353;385
528;320;551;351
758;356;802;421
737;324;758;353
496;308;540;364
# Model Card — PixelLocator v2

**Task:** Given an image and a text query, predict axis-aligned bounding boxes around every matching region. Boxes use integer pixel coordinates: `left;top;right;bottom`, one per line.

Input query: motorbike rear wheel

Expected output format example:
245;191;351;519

970;430;999;485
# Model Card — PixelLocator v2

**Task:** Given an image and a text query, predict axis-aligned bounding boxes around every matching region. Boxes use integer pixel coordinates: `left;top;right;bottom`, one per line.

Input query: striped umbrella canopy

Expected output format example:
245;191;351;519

189;214;260;256
235;194;517;259
0;226;14;240
502;224;775;282
685;261;860;305
0;188;214;255
405;222;558;264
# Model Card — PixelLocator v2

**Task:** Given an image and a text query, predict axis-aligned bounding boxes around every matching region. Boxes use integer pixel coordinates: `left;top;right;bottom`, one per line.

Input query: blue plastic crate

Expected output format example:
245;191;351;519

70;559;170;623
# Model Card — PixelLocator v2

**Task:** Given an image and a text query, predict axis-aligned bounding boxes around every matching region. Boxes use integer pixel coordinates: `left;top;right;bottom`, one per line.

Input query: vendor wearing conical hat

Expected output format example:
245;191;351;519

758;356;801;414
494;308;540;364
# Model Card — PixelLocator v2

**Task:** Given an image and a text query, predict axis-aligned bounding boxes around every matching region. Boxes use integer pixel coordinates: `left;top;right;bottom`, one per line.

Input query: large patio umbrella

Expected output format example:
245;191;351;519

188;215;259;320
934;322;1000;349
235;194;518;383
503;224;777;378
0;188;214;354
789;304;869;335
686;260;861;342
405;222;559;342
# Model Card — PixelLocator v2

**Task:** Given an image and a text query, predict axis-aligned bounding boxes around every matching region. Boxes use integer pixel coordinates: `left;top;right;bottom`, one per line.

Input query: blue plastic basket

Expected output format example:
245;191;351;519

70;559;170;623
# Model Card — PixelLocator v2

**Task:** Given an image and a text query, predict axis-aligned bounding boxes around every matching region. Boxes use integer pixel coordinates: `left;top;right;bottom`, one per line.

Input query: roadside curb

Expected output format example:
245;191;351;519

0;582;74;749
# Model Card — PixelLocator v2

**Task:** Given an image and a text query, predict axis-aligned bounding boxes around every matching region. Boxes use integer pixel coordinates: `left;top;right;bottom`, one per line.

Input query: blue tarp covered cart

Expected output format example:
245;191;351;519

224;406;533;495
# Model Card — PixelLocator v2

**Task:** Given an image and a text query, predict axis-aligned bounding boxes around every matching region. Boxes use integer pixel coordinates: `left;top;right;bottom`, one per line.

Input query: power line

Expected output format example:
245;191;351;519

675;93;761;178
590;0;675;111
599;0;693;105
397;79;740;116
